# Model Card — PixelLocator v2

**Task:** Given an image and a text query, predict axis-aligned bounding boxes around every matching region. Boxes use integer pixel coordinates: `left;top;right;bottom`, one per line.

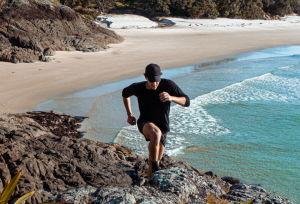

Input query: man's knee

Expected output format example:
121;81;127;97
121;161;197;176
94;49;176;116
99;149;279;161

144;123;162;144
150;129;161;144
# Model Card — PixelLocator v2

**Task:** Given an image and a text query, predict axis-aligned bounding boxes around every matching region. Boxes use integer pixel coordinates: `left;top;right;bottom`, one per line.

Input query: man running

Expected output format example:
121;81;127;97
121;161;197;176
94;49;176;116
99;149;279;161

122;63;190;179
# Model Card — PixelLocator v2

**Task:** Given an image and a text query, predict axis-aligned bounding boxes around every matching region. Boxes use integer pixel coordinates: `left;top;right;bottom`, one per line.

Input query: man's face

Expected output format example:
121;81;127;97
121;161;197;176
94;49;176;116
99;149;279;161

145;77;160;90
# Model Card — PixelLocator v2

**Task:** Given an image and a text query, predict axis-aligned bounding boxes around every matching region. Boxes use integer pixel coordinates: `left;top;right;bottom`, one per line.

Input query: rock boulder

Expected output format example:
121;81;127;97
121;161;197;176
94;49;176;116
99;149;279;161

0;0;123;63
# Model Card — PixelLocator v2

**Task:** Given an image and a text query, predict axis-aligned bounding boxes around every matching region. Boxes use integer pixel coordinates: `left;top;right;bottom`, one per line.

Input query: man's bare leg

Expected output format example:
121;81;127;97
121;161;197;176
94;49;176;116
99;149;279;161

143;122;164;179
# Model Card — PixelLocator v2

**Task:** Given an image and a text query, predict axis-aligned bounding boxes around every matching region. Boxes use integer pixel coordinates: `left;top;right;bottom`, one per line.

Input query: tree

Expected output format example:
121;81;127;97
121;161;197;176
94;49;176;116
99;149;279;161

241;0;265;19
169;0;194;16
94;0;117;13
216;0;242;18
188;0;219;19
133;0;172;16
273;0;293;15
290;0;300;13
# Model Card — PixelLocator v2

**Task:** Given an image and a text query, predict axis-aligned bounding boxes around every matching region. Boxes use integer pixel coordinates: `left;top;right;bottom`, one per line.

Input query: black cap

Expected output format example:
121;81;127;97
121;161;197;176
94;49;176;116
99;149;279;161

144;63;162;82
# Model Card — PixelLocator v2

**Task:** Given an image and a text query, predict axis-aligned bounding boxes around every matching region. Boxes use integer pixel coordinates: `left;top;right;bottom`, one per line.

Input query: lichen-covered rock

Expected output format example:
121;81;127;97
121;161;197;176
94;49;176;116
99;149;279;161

224;184;294;204
150;167;225;202
45;167;226;203
45;185;181;204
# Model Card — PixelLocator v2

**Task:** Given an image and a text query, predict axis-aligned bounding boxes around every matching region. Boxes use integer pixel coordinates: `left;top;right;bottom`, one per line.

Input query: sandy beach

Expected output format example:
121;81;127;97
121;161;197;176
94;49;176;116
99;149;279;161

1;16;300;114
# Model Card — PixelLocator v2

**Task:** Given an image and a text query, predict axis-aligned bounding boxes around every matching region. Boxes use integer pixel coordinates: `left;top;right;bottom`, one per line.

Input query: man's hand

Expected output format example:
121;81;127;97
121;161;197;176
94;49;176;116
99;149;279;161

159;92;187;106
123;97;136;125
127;115;136;125
159;92;172;102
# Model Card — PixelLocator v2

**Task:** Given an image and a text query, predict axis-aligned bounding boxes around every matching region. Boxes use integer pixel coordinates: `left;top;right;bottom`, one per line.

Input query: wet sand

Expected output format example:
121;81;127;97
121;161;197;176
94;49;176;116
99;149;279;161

1;25;300;113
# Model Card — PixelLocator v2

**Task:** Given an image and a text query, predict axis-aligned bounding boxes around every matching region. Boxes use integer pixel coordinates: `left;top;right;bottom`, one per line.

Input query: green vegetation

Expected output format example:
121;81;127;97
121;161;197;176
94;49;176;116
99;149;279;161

0;169;34;204
0;169;67;204
59;0;300;19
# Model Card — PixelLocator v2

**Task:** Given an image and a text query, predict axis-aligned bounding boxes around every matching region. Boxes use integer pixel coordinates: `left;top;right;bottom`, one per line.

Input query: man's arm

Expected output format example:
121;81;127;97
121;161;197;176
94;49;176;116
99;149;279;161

123;97;136;125
159;92;186;107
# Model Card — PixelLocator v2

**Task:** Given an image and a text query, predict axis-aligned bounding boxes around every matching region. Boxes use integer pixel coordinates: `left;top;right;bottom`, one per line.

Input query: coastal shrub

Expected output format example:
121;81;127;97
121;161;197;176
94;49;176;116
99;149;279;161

168;0;194;16
216;0;265;19
0;169;35;204
253;0;297;15
241;0;265;19
74;7;100;19
216;0;242;18
291;0;300;14
131;0;172;16
261;0;272;13
152;0;172;15
65;0;299;18
0;169;67;204
135;0;220;18
205;193;230;204
115;1;125;6
188;0;219;19
273;0;293;15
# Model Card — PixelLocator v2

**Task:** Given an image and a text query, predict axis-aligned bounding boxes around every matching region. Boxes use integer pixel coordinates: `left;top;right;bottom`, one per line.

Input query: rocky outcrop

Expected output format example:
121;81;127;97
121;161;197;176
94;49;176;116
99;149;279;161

0;113;52;140
44;167;223;204
23;111;86;138
263;14;282;20
224;184;293;204
0;0;123;63
44;168;294;204
0;113;295;204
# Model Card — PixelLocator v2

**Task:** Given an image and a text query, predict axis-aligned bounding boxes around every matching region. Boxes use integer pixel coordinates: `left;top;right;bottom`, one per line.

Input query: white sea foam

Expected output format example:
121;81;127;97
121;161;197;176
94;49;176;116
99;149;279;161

192;73;300;106
115;69;300;156
114;124;191;157
115;98;231;156
169;105;231;136
278;63;300;73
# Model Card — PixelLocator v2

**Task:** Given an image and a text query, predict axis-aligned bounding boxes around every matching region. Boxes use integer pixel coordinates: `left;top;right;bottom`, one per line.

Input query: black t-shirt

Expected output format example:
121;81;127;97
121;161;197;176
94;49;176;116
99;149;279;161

122;78;190;134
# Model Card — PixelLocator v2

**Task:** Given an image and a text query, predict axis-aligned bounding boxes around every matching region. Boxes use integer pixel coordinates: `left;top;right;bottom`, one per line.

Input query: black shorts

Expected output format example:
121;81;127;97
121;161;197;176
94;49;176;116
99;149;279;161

137;120;167;147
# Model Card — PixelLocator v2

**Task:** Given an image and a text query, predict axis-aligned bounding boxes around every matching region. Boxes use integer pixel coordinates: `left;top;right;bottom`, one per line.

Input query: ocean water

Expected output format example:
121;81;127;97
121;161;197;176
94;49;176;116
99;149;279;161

38;46;300;202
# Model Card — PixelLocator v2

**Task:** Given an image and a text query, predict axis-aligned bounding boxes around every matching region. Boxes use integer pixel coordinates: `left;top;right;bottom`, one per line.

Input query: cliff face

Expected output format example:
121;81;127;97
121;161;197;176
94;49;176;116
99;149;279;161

0;0;123;63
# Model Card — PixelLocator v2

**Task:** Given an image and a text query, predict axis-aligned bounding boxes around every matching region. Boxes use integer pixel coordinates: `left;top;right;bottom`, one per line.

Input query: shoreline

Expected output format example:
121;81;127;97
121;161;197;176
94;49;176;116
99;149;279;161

1;24;300;114
36;56;238;117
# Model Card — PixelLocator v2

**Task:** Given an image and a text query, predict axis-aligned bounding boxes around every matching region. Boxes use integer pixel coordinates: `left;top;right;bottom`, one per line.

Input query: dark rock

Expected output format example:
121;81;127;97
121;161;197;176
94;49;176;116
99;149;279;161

0;0;123;63
222;177;241;185
230;184;249;191
22;111;86;138
150;167;225;202
39;55;52;62
136;177;147;186
46;168;225;204
223;184;294;204
0;113;146;203
46;185;180;204
43;48;56;56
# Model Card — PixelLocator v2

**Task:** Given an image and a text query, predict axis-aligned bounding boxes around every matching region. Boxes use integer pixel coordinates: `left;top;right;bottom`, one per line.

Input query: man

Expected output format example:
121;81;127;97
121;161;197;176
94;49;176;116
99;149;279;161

122;63;190;179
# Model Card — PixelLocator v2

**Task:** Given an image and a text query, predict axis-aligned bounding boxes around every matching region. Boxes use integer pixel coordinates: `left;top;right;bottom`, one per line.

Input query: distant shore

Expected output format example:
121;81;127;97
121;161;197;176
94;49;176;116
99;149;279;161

0;16;300;114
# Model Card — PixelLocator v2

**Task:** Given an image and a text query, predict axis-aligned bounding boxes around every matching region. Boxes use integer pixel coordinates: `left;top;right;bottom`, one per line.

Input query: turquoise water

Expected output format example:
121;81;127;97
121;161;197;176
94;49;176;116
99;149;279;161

115;47;300;202
38;46;300;202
